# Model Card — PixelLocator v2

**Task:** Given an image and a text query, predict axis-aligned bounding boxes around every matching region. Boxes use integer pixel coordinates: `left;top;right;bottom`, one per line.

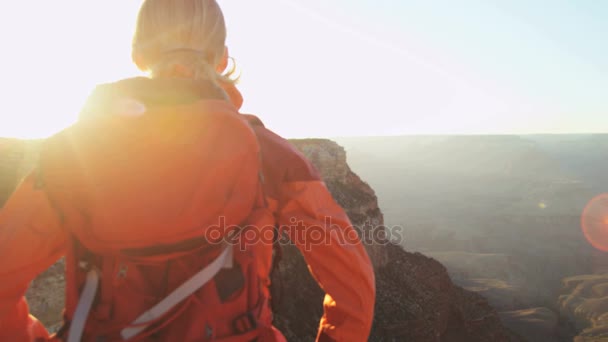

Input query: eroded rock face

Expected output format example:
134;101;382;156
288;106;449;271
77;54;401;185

289;139;389;269
559;273;608;341
499;308;560;342
0;138;512;341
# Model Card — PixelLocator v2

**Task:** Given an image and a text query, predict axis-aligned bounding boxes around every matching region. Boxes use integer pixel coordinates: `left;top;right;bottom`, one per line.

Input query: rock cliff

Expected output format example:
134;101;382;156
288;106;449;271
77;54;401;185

559;273;608;341
283;139;512;341
0;138;512;341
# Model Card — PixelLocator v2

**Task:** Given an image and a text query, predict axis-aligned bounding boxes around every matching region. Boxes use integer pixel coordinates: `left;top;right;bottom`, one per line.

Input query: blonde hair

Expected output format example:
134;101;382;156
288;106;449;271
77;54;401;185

132;0;238;85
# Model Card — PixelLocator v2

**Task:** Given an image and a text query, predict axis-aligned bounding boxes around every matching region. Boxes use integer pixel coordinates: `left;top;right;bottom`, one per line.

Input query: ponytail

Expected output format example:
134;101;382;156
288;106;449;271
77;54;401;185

133;0;239;85
151;49;221;82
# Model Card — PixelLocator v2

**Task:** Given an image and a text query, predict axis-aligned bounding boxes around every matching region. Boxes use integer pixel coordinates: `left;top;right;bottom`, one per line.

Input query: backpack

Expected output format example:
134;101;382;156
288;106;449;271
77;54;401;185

39;100;281;341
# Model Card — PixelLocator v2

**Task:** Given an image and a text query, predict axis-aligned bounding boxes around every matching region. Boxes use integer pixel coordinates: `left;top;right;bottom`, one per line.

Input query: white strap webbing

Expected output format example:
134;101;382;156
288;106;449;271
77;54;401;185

66;244;233;342
121;244;233;340
68;268;101;342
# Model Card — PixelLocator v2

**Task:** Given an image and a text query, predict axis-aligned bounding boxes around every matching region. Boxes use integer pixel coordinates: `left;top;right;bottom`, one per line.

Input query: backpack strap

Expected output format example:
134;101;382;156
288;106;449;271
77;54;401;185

121;243;234;340
67;268;100;342
66;243;233;341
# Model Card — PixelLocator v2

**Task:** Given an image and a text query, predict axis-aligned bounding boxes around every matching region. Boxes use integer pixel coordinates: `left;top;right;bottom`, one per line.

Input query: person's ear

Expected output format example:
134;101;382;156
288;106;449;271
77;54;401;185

217;46;229;73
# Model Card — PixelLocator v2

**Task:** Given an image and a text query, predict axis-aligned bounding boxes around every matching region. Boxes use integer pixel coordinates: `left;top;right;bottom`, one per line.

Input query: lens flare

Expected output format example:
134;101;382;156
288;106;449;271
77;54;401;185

581;193;608;252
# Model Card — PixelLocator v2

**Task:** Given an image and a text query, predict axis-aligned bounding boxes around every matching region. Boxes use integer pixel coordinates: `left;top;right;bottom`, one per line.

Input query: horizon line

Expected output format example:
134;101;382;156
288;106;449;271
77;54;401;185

2;132;608;142
328;132;608;140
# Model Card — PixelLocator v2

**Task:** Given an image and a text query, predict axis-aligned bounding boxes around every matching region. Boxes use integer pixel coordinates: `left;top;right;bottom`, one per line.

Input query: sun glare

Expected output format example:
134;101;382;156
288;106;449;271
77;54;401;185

582;194;608;253
1;1;606;139
0;1;143;140
3;86;90;140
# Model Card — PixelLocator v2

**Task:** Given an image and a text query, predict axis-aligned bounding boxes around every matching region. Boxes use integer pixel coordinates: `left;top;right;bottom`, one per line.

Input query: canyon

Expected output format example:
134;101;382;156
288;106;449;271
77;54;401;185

336;134;608;341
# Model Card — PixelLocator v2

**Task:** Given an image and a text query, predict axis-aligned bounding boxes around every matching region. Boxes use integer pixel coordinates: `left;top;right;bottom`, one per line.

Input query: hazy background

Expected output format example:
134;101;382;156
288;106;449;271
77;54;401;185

336;134;608;341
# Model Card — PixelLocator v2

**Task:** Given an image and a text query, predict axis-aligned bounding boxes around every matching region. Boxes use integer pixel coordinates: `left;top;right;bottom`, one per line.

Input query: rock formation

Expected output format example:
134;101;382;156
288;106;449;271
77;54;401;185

0;138;513;341
498;308;561;342
289;139;389;269
559;273;608;341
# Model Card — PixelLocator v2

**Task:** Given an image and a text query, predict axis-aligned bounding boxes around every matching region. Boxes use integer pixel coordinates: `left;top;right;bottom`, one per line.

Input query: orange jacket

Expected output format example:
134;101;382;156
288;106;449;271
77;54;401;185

0;78;375;341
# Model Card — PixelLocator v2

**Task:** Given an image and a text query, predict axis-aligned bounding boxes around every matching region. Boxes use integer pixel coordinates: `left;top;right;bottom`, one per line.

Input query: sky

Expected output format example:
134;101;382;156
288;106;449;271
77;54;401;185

0;0;606;139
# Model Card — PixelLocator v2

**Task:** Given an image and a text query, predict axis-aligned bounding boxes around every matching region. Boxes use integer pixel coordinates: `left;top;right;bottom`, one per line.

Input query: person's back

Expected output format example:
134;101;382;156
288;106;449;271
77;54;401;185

0;1;375;341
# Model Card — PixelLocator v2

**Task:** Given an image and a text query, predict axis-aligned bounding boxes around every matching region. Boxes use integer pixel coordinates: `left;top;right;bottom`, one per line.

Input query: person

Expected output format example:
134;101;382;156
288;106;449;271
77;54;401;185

0;0;375;341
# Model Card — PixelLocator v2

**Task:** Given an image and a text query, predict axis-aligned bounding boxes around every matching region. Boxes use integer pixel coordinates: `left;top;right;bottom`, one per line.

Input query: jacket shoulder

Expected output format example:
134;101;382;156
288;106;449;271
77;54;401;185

242;115;320;183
